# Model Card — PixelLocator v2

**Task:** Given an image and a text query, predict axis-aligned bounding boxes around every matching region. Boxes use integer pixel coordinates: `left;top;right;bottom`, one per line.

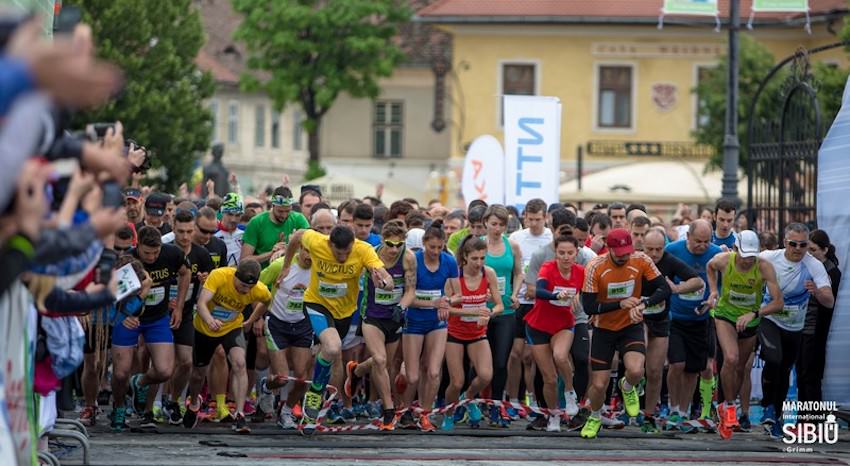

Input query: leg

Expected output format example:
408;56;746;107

551;330;576;392
570;323;590;401
465;340;494;398
209;346;229;407
81;353;101;408
227;346;249;415
644;335;668;414
530;343;558;409
110;346;135;408
167;344;193;402
506;338;525;401
419;329;448;411
361;324;393;409
444;342;466;405
715;319;741;404
487;315;516;401
401;334;425;406
287;347;312;407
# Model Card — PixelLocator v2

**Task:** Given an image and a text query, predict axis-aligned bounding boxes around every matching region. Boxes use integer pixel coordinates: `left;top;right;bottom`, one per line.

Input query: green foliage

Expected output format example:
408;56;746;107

232;0;411;165
69;0;215;192
304;160;327;181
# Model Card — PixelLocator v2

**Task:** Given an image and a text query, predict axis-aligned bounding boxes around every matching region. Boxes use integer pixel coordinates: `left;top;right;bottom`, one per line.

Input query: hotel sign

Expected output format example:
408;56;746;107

592;42;723;59
586;140;715;158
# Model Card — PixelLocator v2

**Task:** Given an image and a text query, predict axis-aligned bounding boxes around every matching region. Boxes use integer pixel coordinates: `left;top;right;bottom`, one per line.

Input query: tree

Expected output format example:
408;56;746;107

232;0;411;180
70;0;215;192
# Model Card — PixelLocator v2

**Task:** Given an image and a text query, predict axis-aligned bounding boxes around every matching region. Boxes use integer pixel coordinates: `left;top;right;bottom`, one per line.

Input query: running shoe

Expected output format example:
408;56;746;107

761;405;776;426
341;407;356;422
567;408;590;431
398;411;417;430
380;409;396;431
641;414;659;433
453;405;468;424
138;411;157;429
718;403;737;440
292;403;303;419
233;412;251;434
564;391;580;417
618;377;640;418
344;361;362;398
258;379;276;415
367;401;383;420
499;405;513;425
468;403;483;428
767;420;783;440
600;411;626;429
214;404;234;423
486;404;506;428
326;404;345;424
738;414;752;432
278;407;297;430
546;414;561;432
110;407;128;432
79;406;97;427
418;414;437;432
244;399;257;416
665;412;684;431
163;400;183;425
441;413;455;431
580;415;602;439
302;389;324;424
129;374;149;414
506;404;521;421
527;415;548;431
183;397;201;429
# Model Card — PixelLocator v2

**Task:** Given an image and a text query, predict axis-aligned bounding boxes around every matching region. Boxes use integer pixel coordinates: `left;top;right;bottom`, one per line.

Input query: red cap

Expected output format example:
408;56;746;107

606;228;634;256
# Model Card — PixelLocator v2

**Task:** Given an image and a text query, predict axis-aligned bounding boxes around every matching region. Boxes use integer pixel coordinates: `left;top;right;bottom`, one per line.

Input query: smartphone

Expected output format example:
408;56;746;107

54;5;82;35
102;181;124;208
92;122;116;139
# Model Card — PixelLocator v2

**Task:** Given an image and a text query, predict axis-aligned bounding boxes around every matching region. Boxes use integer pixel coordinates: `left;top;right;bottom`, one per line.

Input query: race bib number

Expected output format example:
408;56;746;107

415;289;442;304
460;303;482;322
145;286;165;306
728;290;756;307
211;307;238;322
644;300;666;315
680;284;706;301
606;280;634;300
285;289;304;314
319;281;347;298
169;284;195;303
551;286;576;307
497;276;507;295
375;288;403;305
778;303;801;318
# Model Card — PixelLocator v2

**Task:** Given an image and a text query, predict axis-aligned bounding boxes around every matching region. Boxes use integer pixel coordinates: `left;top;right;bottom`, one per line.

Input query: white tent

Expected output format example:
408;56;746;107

559;161;748;205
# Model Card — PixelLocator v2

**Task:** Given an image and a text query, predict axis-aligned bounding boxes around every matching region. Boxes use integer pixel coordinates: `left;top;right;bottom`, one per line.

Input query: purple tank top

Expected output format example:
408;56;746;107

365;246;406;319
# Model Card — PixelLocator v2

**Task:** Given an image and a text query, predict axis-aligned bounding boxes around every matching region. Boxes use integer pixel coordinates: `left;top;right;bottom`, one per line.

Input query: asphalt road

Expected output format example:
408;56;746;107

51;421;850;466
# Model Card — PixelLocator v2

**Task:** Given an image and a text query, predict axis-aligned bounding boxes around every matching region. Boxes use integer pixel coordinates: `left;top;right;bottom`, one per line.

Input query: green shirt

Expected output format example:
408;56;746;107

447;227;470;256
714;252;764;327
242;211;309;265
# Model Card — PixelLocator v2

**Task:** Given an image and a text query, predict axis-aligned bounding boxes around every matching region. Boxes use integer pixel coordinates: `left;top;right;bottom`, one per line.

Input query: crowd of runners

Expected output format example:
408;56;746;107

75;185;841;440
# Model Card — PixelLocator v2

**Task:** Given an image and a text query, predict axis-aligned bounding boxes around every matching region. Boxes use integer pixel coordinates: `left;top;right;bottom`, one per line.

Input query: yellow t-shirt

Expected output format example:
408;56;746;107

194;267;271;337
301;229;384;319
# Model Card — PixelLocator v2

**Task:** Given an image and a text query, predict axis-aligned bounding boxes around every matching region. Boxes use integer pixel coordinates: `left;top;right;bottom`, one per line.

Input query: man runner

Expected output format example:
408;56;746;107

712;199;737;251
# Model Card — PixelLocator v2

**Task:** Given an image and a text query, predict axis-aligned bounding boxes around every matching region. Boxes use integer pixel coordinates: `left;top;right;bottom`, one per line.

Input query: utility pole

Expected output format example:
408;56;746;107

722;0;741;203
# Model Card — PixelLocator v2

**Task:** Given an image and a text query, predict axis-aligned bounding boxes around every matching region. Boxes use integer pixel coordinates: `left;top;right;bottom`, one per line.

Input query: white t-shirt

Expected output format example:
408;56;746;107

510;228;554;304
215;229;244;266
269;263;311;323
759;249;830;332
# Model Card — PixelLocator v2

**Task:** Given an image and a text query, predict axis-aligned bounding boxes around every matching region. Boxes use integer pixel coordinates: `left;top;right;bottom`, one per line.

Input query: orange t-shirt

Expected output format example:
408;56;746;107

582;252;661;331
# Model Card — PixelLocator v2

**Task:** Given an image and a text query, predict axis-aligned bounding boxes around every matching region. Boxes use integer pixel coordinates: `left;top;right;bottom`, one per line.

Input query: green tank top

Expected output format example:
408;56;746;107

714;252;764;327
485;236;515;316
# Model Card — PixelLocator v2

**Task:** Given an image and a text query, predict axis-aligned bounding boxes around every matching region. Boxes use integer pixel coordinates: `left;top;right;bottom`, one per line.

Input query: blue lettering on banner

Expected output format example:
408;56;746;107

515;117;545;209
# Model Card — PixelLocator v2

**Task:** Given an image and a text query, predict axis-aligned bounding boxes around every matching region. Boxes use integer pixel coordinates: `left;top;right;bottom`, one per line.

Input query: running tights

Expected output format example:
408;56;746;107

759;319;802;415
487;314;516;401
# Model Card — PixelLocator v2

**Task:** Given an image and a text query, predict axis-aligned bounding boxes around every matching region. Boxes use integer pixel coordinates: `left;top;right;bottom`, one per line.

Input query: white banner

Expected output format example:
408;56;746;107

462;135;504;206
503;95;562;211
817;74;850;407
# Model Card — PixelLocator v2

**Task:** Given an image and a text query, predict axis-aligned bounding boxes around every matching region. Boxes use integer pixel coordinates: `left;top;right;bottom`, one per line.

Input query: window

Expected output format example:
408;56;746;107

209;99;219;142
500;63;537;125
271;111;280;148
695;65;714;129
373;101;403;158
254;104;265;147
293;111;303;151
597;65;633;129
227;101;239;144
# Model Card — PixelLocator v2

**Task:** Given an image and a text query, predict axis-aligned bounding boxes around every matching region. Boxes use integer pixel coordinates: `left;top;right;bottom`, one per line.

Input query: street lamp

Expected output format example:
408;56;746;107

722;0;741;204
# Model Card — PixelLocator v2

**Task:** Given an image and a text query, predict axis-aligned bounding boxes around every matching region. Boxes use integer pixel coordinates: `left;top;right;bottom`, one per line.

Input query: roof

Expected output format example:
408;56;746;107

417;0;848;24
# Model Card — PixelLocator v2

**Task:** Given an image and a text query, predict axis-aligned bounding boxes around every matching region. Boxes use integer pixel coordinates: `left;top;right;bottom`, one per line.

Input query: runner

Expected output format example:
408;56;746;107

711;199;737;250
311;208;336;235
182;260;272;433
137;192;172;235
215;192;245;266
345;220;417;431
577;228;670;439
639;229;703;433
525;234;584;433
278;226;394;434
447;201;487;255
442;235;501;430
482;204;523;427
111;226;190;429
705;230;784;439
258;245;314;430
607;202;628;230
757;223;833;439
586;214;611;255
241;186;309;267
664;219;722;429
629;216;651;252
398;222;459;431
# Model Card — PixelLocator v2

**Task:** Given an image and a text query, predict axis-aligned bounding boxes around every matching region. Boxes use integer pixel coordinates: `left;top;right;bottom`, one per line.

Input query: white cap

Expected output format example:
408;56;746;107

406;228;425;251
736;230;760;257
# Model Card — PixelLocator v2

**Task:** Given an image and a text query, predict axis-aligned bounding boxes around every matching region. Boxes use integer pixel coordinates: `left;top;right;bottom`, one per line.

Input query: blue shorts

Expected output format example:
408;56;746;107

112;314;174;347
403;310;447;335
305;302;352;339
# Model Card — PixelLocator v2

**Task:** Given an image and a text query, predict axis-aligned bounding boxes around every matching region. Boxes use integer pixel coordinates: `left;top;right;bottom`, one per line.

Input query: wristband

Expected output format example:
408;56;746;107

752;309;760;319
7;234;35;258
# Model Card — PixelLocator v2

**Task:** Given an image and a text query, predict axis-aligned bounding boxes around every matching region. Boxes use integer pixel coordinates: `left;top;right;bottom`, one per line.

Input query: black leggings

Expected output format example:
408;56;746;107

759;319;802;415
487;314;516;401
797;309;834;418
571;323;590;400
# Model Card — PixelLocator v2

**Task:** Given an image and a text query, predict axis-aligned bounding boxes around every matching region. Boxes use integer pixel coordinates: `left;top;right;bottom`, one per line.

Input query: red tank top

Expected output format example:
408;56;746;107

448;268;489;341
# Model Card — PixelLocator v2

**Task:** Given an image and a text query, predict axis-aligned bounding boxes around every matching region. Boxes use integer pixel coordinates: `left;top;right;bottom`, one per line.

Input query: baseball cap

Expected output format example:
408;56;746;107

406;228;425;251
300;184;322;198
736;230;760;258
145;192;170;216
123;187;142;201
606;228;634;256
235;260;261;285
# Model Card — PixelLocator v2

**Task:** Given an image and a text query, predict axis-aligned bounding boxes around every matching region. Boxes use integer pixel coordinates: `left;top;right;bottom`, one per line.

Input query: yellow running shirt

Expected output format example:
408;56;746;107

194;267;271;337
301;229;384;320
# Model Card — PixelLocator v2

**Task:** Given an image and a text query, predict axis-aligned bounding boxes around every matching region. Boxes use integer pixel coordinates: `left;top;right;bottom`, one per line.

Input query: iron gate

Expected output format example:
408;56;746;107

746;42;848;238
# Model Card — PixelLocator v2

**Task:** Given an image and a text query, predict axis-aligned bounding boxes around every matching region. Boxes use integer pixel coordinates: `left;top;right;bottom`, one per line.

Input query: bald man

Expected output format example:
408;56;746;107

638;230;703;432
664;219;723;428
311;209;335;235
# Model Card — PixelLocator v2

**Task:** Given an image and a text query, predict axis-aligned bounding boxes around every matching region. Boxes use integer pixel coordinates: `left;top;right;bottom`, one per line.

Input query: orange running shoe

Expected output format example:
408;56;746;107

418;414;436;432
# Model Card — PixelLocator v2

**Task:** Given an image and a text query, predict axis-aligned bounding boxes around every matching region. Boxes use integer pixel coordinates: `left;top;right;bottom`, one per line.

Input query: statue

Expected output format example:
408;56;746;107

202;143;230;198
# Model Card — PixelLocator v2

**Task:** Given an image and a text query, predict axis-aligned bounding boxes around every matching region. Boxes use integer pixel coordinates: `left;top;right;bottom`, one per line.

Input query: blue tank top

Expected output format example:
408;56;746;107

365;245;407;320
410;250;458;320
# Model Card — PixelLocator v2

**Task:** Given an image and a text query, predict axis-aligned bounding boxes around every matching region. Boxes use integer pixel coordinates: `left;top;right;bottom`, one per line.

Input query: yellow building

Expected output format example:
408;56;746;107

418;0;849;184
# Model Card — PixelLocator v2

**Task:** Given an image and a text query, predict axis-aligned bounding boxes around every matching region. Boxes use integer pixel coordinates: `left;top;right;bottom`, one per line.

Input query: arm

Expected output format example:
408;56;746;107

758;261;784;316
486;267;504;316
510;241;523;304
43;287;115;313
196;289;221;331
525;252;544;300
705;253;729;306
278;229;305;279
811;261;836;309
643;274;671;307
241;241;277;265
173;264;191;315
243;301;269;327
581;292;623;315
399;251;416;309
535;279;562;301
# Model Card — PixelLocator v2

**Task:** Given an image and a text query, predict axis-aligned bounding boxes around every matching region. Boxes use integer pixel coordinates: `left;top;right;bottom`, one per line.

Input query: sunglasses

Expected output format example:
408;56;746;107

787;240;809;249
197;225;217;235
385;240;405;248
114;245;130;252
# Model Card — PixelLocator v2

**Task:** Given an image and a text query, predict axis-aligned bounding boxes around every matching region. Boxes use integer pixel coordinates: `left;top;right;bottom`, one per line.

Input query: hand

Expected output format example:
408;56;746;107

282;174;290;187
524;288;535;300
168;298;177;311
720;245;730;253
253;319;265;337
556;290;569;301
103;121;124;152
629;304;645;323
85;282;106;293
229;172;238;186
122;316;140;330
509;294;519;309
706;292;719;310
196;272;209;284
478;315;491;327
13;160;51;240
89;207;128;238
736;313;755;333
437;307;450;321
178;183;189;199
206;179;215;197
437;296;450;310
276;265;291;287
67;168;97;199
619;297;641;310
804;280;816;293
204;315;223;332
665;277;679;294
127;145;147;171
170;311;182;330
590;235;605;253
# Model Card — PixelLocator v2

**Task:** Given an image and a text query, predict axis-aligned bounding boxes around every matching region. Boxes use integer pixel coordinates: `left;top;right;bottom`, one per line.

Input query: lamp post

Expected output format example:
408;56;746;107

722;0;741;203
